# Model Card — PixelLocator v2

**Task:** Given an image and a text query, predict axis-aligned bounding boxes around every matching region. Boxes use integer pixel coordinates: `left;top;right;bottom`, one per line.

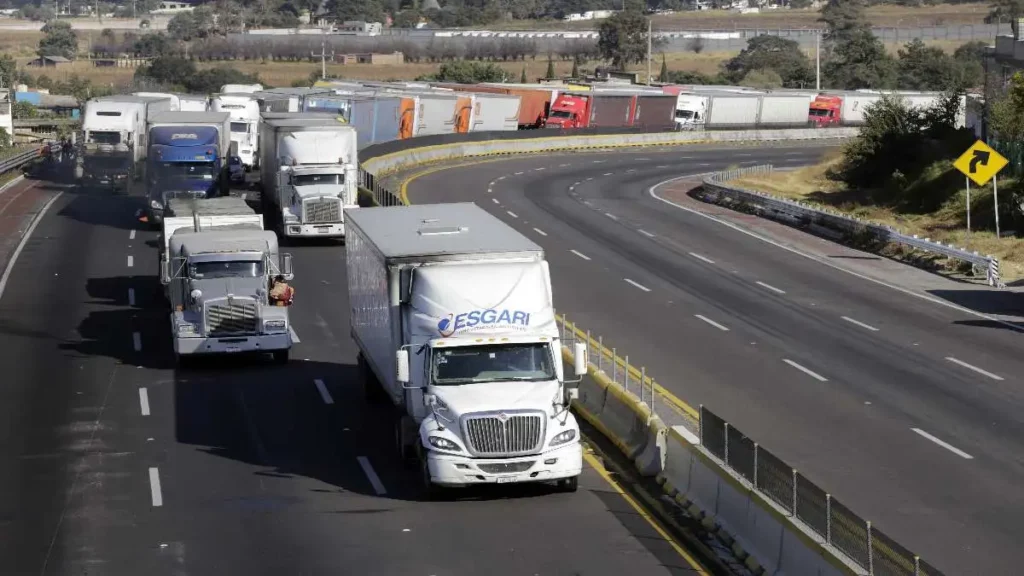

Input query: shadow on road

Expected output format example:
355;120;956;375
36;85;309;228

928;289;1024;318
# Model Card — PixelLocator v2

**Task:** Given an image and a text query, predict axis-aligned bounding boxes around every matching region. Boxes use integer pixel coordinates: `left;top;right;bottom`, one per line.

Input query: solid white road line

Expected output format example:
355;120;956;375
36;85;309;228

841;316;880;332
288;326;301;343
638;229;655;238
129;229;136;240
782;359;828;382
533;227;547;236
357;456;387;495
649;175;1024;335
911;428;974;459
128;288;136;306
755;281;786;295
149;467;163;507
570;249;591;261
689;252;716;265
0;191;62;304
605;213;618;221
694;315;729;331
624;278;651;292
314;379;334;405
139;388;151;416
491;198;500;204
133;332;141;352
507;210;518;218
127;255;134;268
945;357;1004;381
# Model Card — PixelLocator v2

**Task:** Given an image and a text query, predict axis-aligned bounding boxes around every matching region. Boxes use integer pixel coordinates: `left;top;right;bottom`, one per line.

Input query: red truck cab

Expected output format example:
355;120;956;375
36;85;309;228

545;94;587;128
809;95;842;127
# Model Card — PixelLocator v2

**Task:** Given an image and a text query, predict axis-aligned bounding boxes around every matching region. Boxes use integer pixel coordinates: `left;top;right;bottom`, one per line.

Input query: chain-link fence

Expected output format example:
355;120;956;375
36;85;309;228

699;406;944;576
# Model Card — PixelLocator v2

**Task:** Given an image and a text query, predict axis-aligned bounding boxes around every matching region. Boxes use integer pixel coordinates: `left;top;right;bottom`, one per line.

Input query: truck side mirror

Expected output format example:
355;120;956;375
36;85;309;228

281;253;294;281
396;349;410;384
573;342;588;376
564;387;579;404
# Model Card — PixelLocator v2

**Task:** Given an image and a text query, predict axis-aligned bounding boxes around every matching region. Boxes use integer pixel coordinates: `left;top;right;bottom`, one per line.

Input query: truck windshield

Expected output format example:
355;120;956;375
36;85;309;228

549;110;572;119
155;162;217;179
675;110;695;119
809;108;830;117
431;343;555;385
293;173;342;186
189;260;264;279
230;122;249;133
86;131;122;145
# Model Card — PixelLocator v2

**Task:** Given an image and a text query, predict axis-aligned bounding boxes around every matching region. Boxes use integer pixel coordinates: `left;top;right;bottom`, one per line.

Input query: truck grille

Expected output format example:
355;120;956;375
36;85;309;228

206;300;258;336
463;412;544;457
478;461;535;474
303;198;341;223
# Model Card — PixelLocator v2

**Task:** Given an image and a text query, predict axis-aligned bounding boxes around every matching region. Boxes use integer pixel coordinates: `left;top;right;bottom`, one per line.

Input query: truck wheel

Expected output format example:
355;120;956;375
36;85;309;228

394;415;417;468
419;450;445;501
556;476;579;493
272;349;289;364
359;353;387;404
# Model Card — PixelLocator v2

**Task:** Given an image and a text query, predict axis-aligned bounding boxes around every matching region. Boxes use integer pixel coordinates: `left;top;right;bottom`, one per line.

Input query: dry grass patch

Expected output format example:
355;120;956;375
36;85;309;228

731;155;1024;283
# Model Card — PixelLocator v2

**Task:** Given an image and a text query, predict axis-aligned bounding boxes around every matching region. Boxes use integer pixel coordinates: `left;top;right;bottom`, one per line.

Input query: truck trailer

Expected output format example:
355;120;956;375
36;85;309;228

544;92;675;130
145;111;232;225
258;118;359;239
211;93;261;170
78;95;170;193
159;196;295;365
345;202;588;499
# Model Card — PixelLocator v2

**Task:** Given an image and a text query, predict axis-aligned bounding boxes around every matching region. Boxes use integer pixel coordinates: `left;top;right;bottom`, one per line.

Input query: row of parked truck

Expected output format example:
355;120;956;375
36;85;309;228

78;87;590;496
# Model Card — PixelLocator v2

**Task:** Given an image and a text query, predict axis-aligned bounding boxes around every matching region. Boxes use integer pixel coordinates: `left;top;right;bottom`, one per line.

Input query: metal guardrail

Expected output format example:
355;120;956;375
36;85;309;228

359;169;403;207
700;407;943;576
703;166;1004;288
0;146;47;176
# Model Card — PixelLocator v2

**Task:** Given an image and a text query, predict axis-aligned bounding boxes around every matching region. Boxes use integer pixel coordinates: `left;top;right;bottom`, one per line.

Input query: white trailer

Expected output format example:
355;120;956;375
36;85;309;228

178;94;210;112
758;93;816;127
220;83;264;94
134;92;181;111
344;203;587;499
705;94;762;128
258;118;358;239
79;96;150;191
211;93;261;170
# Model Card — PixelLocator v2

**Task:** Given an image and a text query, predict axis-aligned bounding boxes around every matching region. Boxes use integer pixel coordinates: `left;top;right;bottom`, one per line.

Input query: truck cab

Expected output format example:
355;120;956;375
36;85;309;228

809;95;842;127
160;197;295;365
545;94;587;128
345;203;587;499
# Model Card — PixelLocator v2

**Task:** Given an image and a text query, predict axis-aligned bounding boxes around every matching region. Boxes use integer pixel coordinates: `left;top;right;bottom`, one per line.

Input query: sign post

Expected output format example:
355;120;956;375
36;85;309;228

953;139;1009;238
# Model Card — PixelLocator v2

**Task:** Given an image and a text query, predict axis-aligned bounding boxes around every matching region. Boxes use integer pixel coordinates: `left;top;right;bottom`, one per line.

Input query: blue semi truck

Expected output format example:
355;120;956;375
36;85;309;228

145;111;233;225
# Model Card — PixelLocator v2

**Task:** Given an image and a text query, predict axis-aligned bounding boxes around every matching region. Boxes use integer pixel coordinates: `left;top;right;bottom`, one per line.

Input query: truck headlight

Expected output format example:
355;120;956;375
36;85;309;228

264;320;286;331
428;436;462;452
548;429;577;447
176;323;197;335
150;199;163;209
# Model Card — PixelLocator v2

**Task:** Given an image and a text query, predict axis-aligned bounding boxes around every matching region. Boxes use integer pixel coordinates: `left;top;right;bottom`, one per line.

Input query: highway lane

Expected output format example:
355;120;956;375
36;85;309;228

0;176;712;574
404;146;1023;575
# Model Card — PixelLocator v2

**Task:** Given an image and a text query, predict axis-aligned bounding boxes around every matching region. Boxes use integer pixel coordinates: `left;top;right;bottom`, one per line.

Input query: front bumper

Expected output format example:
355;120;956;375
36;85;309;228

284;222;345;238
427;441;583;487
175;332;291;355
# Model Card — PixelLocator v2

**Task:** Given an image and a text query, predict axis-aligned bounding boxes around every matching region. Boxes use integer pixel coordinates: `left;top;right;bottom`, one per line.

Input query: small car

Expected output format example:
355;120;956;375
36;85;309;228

228;156;246;184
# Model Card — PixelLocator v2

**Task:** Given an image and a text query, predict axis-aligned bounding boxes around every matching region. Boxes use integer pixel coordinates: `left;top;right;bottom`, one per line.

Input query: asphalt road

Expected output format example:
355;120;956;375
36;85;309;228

0;173;711;575
404;145;1024;575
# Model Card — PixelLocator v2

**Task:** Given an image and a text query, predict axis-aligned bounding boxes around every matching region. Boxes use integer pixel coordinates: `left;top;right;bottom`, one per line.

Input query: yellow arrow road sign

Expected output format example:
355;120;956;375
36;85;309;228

953;139;1008;186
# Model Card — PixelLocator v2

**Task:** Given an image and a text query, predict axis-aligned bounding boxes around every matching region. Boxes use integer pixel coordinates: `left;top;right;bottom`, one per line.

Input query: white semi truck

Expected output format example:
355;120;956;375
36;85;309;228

211;93;261;170
345;203;588;499
258;118;358;240
159;196;295;365
79;95;170;192
220;83;264;94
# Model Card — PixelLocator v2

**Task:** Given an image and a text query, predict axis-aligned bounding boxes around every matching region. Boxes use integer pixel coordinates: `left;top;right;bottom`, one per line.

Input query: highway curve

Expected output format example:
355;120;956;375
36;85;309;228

404;144;1024;575
0;167;716;575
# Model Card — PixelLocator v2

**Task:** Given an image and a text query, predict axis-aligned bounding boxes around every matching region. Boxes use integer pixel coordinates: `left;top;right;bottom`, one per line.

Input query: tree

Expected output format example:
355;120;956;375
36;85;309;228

418;61;508;83
953;40;987;89
545;54;555;79
0;128;11;149
987;0;1024;22
132;32;173;57
135;55;197;90
597;8;649;70
392;10;421;28
571;58;579;79
324;0;385;23
12;101;39;119
820;0;870;48
38;19;78;60
0;54;19;88
739;68;784;89
520;67;527;83
990;72;1024;144
897;38;959;91
723;35;814;88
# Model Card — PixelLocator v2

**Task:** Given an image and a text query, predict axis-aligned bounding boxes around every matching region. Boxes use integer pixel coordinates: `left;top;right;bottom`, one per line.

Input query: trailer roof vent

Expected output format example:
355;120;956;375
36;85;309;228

418;225;467;236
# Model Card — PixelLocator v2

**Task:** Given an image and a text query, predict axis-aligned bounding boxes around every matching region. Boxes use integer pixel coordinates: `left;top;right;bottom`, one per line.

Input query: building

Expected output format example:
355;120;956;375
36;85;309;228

334;20;382;35
334;52;404;65
151;1;194;14
27;55;72;68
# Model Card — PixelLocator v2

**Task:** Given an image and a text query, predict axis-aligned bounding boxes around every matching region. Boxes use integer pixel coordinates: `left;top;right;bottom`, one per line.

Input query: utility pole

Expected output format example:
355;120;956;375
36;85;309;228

815;29;821;90
311;26;334;81
133;0;136;20
646;18;652;86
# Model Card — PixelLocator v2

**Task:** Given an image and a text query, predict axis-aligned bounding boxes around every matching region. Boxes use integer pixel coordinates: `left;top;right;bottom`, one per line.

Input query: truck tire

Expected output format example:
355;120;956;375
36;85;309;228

394;415;417;468
556;476;579;493
419;448;446;501
359;352;387;404
272;349;289;364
